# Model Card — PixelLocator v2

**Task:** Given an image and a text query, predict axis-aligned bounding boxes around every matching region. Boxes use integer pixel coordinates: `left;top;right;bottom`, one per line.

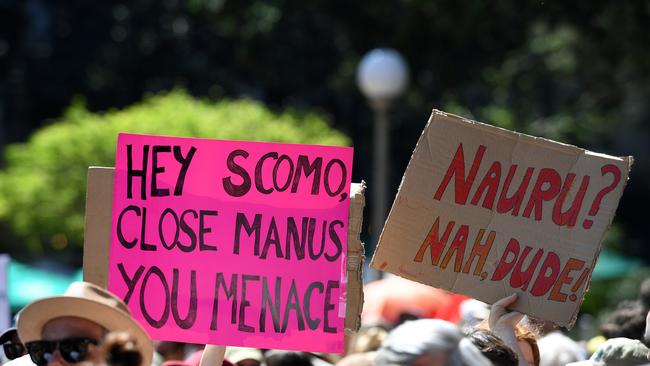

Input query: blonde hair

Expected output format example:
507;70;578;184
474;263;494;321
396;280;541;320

515;324;540;366
478;319;540;366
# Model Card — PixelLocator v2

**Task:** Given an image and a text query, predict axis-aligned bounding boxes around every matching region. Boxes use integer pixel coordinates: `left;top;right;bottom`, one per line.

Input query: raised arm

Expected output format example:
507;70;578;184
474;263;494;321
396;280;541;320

488;294;528;366
199;345;226;366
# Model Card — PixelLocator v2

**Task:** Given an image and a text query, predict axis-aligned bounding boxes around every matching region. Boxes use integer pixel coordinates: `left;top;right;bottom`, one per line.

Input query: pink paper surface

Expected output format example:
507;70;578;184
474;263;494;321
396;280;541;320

108;133;353;353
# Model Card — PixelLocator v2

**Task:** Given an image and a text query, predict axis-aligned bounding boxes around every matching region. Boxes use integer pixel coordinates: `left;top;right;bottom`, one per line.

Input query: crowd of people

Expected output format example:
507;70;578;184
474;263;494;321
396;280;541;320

1;279;650;366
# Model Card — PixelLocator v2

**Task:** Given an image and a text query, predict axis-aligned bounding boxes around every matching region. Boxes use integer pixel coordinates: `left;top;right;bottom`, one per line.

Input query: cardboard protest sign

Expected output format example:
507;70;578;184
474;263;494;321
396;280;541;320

371;110;632;326
106;134;353;352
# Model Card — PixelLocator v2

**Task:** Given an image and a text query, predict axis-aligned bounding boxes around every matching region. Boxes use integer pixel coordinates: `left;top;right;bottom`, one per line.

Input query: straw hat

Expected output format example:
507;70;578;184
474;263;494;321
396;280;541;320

16;281;153;366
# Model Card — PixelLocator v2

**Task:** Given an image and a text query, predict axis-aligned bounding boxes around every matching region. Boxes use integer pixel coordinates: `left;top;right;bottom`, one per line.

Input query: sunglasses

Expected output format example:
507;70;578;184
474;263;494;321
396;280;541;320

25;337;99;365
3;342;26;360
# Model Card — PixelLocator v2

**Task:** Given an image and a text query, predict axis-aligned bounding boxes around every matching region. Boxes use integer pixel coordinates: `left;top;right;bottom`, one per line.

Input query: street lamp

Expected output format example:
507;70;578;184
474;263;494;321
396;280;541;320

356;48;409;273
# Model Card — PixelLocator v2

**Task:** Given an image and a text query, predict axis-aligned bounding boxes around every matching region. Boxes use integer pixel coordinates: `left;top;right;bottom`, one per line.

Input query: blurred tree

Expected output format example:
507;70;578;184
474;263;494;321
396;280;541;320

0;90;350;265
0;0;648;261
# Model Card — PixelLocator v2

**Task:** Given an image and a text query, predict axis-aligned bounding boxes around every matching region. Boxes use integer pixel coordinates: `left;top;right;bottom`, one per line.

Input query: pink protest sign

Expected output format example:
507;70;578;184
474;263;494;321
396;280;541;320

108;133;353;353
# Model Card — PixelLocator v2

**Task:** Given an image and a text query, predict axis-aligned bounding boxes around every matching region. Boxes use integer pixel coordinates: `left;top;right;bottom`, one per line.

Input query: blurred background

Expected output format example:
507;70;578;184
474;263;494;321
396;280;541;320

0;0;649;331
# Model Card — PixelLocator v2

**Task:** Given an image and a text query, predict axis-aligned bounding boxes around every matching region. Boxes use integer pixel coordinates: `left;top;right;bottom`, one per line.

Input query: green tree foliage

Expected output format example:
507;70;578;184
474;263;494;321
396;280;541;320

0;0;648;266
0;91;350;261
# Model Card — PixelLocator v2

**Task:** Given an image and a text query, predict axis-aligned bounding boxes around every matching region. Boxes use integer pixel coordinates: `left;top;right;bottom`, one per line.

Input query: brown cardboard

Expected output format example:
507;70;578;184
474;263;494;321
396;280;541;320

82;167;114;288
370;110;632;327
82;167;365;332
346;181;366;333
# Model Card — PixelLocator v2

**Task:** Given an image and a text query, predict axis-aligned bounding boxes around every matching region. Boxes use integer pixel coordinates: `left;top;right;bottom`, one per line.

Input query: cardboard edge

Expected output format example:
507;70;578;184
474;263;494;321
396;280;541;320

82;167;115;288
430;109;592;157
344;181;366;334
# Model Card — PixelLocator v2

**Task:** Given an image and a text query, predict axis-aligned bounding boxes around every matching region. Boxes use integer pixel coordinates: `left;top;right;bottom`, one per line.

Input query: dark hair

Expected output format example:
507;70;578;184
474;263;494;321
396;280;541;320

264;350;313;366
478;318;541;366
466;328;518;366
600;300;647;340
103;332;143;366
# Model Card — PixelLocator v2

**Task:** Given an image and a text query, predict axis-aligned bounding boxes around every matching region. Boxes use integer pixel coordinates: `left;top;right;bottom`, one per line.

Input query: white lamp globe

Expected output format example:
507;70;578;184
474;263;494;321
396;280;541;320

357;48;409;101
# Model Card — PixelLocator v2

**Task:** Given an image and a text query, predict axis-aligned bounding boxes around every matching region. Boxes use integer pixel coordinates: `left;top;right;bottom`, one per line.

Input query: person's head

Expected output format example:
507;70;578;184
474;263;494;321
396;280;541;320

224;347;263;366
1;327;27;361
600;300;647;340
373;319;491;366
155;341;186;362
525;318;557;336
537;332;583;366
335;352;375;366
263;350;313;366
466;329;518;366
566;337;649;366
16;281;152;366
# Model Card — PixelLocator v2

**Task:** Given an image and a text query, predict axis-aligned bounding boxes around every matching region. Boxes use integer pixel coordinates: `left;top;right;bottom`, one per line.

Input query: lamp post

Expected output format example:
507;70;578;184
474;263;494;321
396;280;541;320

357;49;409;274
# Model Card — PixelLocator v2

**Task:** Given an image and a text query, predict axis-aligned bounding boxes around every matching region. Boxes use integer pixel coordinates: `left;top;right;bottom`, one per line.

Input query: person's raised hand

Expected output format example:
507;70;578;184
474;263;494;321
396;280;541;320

199;345;226;366
489;293;524;332
488;294;528;366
